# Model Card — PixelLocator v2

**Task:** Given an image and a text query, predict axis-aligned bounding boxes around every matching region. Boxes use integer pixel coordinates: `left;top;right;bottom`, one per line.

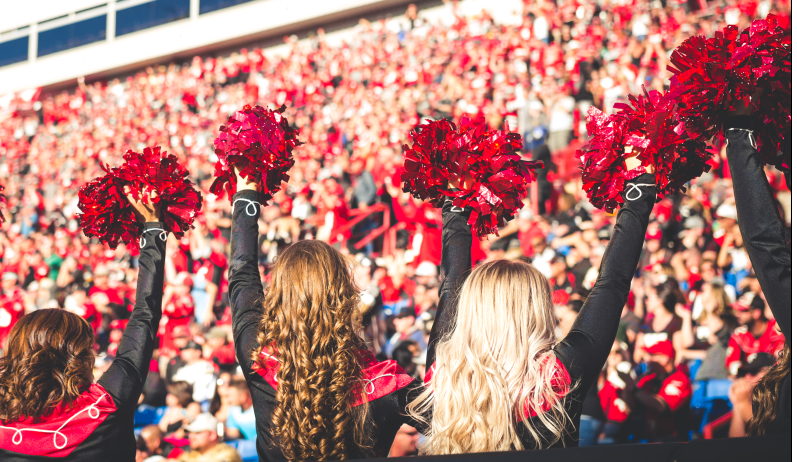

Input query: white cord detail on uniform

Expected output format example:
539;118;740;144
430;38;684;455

726;128;757;149
139;228;168;248
0;392;107;449
232;198;260;216
625;183;656;201
361;374;397;394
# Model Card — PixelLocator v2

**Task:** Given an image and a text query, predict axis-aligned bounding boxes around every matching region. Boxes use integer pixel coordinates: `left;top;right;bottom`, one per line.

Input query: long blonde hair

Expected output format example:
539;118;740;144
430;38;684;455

407;260;573;454
251;240;368;460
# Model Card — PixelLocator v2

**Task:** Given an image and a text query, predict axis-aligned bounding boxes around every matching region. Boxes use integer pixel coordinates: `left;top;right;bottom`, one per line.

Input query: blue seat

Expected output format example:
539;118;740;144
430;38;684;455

691;379;732;433
134;405;167;428
688;359;703;382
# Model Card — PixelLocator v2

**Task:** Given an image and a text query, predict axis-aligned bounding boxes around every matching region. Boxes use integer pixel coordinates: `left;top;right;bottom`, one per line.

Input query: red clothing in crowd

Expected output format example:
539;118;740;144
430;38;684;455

725;319;785;376
159;294;194;357
599;380;631;423
379;276;417;304
89;286;124;306
68;301;102;334
0;288;25;346
637;368;691;438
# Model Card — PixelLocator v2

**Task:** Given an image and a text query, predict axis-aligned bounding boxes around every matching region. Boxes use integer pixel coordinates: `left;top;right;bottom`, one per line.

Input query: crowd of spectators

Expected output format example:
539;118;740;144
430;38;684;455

0;0;791;459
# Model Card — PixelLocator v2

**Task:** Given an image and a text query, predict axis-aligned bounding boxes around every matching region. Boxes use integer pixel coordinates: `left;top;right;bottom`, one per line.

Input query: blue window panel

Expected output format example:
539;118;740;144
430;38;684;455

200;0;256;14
38;15;107;57
116;0;190;37
0;36;29;67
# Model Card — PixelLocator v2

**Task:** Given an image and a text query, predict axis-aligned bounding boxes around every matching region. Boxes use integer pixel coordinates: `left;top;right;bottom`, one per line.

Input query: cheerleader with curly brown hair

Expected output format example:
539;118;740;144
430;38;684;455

228;170;426;461
0;192;167;460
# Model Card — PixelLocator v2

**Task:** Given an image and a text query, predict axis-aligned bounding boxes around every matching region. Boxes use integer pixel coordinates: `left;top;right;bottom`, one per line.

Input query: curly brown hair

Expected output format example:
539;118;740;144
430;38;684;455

0;309;95;423
251;240;369;461
747;342;791;436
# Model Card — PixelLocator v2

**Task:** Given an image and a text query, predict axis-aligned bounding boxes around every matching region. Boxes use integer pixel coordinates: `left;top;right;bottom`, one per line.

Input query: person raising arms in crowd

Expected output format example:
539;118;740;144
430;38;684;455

227;167;429;461
407;163;657;453
723;94;791;436
0;191;166;460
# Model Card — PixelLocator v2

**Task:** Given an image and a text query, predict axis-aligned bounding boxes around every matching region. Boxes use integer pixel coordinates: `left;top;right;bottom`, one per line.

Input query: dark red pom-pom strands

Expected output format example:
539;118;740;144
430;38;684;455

580;15;790;211
668;15;791;172
402;117;543;238
210;104;302;205
78;147;202;249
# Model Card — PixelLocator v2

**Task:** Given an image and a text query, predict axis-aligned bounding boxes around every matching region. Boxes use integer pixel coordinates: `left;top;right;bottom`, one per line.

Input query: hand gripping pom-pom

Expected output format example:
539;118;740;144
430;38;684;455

77;147;203;249
578;87;713;212
577;106;646;213
615;88;713;198
210;104;302;205
402;117;543;238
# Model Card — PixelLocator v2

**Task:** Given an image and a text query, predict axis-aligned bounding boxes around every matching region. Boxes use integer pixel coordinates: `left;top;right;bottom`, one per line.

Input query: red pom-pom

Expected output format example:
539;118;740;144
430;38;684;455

668;15;791;172
578;106;647;213
78;147;202;249
402;117;543;238
616;88;713;197
401;119;461;203
579;88;714;212
210;104;302;205
78;167;140;249
667;26;741;141
742;16;791;170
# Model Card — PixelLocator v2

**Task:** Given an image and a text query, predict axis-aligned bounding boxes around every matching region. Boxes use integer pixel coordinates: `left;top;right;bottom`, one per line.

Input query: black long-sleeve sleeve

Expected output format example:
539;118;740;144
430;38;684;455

99;222;166;409
228;190;266;377
228;190;288;461
555;173;655;390
426;201;472;370
724;116;791;345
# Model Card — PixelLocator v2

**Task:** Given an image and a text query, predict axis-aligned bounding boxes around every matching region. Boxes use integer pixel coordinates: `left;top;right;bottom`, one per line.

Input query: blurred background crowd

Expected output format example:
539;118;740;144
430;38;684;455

0;0;790;460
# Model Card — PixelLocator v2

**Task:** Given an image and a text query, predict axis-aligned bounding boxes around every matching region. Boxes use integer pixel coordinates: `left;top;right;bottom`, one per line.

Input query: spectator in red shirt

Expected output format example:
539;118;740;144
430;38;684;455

622;340;692;441
160;272;196;360
549;251;575;306
726;291;785;376
89;265;126;326
0;272;25;349
63;286;101;333
202;327;236;373
106;318;129;357
599;341;635;440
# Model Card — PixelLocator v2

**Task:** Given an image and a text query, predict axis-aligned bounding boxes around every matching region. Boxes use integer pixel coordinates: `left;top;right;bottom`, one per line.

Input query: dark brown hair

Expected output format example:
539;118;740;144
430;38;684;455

167;381;194;408
0;309;95;423
747;343;791;436
251;240;368;461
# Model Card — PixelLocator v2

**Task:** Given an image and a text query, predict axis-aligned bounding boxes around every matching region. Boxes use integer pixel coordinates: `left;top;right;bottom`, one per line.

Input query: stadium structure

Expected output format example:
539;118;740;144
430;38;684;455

0;0;443;96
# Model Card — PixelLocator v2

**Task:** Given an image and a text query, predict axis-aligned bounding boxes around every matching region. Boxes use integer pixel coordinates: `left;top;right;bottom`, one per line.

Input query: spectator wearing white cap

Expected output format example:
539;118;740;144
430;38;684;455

714;201;738;247
176;413;242;462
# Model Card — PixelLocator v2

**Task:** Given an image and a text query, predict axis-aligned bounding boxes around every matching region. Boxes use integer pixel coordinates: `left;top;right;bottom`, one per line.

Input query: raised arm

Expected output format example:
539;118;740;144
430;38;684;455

724;115;792;345
99;195;165;409
229;188;266;376
556;173;656;386
426;201;472;370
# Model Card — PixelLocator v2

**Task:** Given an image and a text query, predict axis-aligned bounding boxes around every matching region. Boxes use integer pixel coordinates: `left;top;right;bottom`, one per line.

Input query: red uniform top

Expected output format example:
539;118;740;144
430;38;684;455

725;319;785;376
